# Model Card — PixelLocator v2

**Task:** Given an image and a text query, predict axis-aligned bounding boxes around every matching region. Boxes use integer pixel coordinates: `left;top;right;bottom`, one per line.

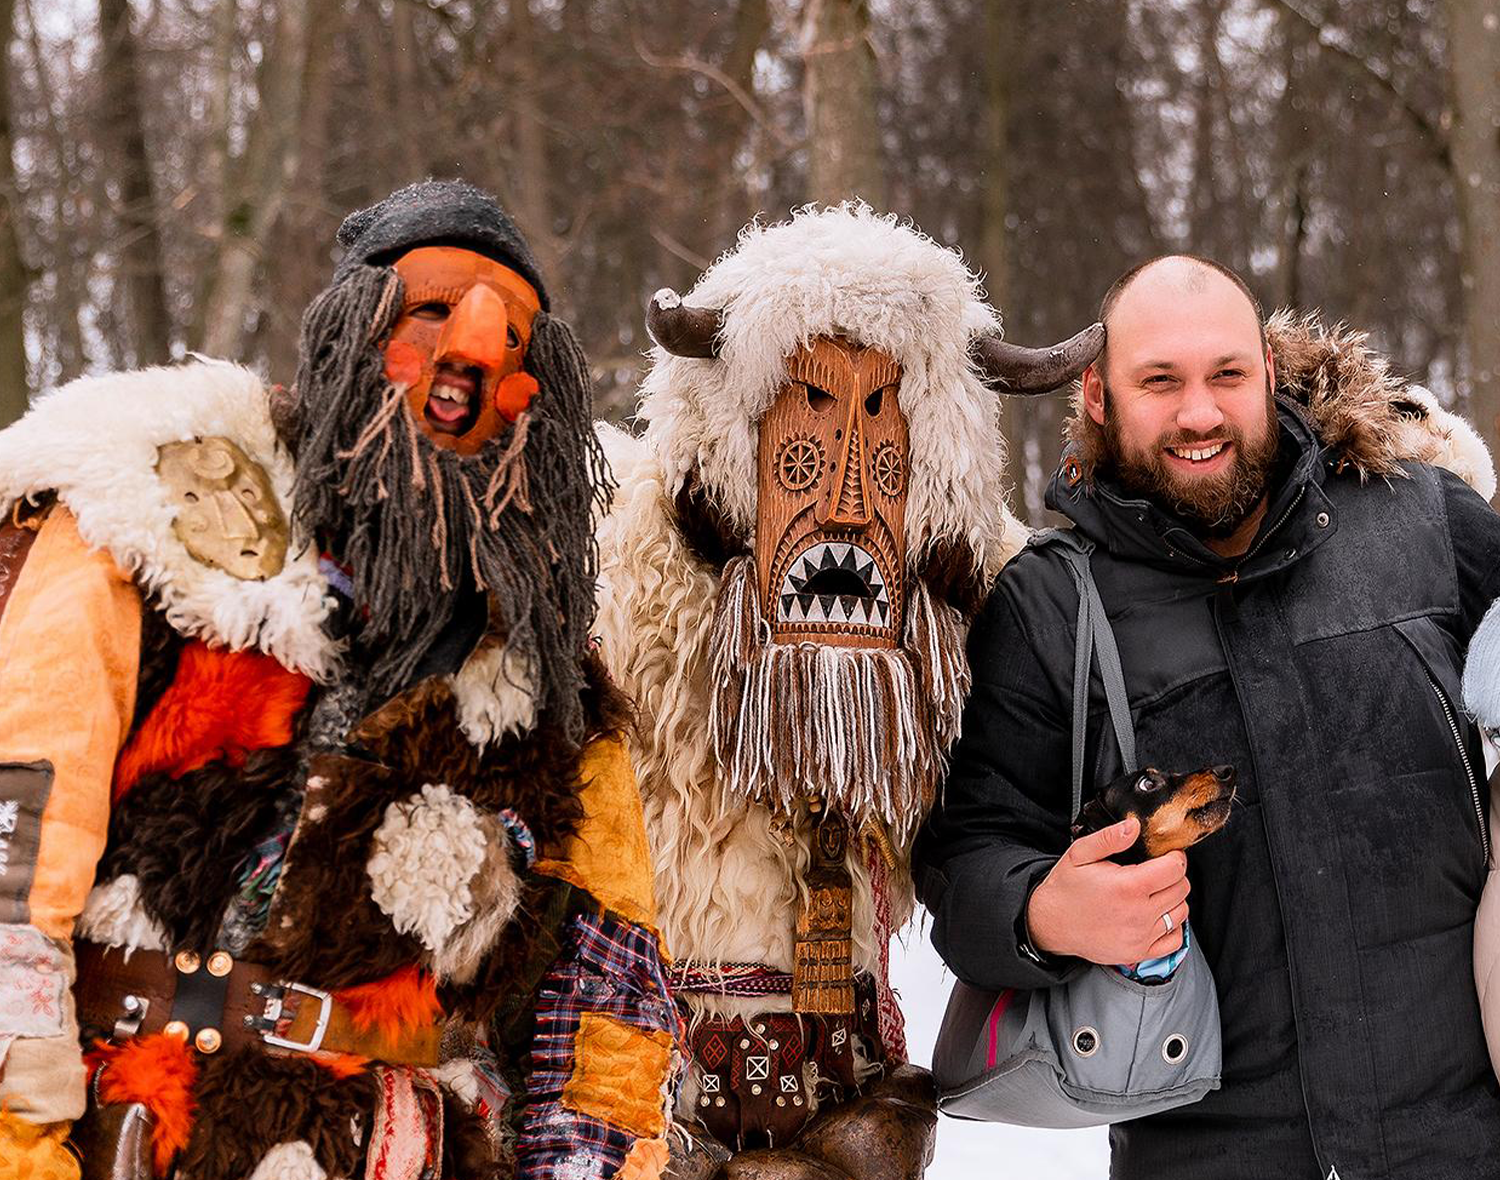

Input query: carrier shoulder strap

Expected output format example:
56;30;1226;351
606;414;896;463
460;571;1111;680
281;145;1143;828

1027;529;1137;819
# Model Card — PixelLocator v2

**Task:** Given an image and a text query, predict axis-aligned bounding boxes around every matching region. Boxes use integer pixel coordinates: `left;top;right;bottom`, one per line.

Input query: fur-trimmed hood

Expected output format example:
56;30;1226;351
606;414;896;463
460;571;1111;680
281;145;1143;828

0;360;340;679
636;203;1026;574
1065;309;1495;499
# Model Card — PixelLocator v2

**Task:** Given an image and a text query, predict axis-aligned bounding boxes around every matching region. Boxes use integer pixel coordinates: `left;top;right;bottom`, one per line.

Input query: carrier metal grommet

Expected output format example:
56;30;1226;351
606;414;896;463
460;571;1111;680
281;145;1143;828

163;1020;189;1042
195;1028;222;1054
174;950;200;974
1072;1026;1100;1057
207;951;233;977
1316;512;1330;528
1162;1034;1189;1064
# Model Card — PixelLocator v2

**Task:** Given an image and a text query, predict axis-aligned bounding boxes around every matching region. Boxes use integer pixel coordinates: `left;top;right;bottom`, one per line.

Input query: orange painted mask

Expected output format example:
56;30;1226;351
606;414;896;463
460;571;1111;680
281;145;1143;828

383;246;543;454
755;336;908;649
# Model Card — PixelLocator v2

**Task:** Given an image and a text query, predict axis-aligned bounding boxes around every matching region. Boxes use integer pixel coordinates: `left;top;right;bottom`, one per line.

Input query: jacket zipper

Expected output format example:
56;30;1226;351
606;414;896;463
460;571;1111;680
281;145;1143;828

1424;670;1490;867
1218;487;1306;585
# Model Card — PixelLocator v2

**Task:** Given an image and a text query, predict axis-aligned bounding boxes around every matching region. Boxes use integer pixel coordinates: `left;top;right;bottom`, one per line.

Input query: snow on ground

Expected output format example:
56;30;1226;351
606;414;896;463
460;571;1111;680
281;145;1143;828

891;921;1112;1178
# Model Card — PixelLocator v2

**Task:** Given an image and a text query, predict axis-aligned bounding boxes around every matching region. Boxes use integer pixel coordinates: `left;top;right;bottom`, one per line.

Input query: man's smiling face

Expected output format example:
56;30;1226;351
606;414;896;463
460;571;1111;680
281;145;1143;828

1082;257;1278;541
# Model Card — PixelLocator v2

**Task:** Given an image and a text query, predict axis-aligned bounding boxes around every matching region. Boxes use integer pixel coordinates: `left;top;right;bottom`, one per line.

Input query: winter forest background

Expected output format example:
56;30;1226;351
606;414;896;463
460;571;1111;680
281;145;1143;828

2;1;1498;1171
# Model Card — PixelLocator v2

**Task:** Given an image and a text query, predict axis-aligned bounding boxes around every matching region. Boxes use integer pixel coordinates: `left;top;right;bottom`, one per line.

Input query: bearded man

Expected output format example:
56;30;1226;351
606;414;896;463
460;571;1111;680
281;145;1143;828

0;180;675;1180
916;253;1500;1179
594;204;1102;1179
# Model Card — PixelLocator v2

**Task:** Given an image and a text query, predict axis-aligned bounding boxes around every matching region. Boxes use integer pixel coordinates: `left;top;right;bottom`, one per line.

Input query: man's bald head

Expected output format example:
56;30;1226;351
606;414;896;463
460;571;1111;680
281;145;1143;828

1097;254;1265;380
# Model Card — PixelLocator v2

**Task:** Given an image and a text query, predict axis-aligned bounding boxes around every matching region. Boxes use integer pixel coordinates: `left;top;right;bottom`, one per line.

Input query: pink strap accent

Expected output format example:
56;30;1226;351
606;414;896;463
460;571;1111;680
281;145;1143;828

985;989;1017;1070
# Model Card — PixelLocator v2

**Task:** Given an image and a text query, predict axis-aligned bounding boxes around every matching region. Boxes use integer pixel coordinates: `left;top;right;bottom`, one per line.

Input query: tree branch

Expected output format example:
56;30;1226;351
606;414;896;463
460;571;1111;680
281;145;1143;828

1266;0;1450;168
632;28;798;150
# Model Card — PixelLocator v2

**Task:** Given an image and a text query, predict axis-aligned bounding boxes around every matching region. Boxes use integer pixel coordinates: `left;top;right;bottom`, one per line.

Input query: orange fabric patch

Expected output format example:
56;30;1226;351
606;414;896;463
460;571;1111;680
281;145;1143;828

0;1111;80;1180
113;641;312;802
0;507;141;939
615;1136;669;1180
535;737;659;930
561;1012;672;1139
89;1033;198;1176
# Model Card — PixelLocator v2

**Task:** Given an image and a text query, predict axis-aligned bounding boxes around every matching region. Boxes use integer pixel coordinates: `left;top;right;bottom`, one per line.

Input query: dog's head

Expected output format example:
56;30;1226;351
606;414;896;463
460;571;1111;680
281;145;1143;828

1071;765;1237;864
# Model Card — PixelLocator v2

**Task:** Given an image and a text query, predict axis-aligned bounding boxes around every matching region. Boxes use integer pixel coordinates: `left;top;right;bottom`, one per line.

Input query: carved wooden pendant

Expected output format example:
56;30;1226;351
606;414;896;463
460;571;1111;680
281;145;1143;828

793;801;855;1014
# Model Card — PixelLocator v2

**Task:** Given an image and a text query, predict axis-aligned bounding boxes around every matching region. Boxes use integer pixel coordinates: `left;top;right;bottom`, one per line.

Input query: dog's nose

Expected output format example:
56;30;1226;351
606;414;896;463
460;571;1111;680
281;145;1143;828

1212;764;1235;782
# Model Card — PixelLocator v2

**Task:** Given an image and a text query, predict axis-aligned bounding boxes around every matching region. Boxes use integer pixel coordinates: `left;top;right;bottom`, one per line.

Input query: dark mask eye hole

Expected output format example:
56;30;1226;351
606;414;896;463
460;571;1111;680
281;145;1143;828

864;387;884;416
506;325;520;349
1135;774;1160;794
411;301;450;321
804;384;835;412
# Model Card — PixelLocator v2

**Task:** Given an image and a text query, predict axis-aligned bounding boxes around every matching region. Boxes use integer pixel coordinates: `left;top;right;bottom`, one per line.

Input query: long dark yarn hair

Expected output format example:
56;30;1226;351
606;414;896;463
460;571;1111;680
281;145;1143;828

289;263;611;742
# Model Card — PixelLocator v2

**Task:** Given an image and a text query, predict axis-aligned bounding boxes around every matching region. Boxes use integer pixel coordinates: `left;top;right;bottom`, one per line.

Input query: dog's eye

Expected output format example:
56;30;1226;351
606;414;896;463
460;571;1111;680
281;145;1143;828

1135;775;1160;793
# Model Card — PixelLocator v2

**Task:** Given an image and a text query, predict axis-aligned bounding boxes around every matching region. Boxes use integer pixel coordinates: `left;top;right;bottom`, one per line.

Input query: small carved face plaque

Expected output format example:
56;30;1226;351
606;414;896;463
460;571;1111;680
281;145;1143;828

755;336;908;649
156;437;289;580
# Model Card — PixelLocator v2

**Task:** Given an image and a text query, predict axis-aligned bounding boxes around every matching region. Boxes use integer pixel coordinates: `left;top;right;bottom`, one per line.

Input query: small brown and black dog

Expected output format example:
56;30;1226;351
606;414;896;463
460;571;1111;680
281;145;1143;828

1071;765;1237;863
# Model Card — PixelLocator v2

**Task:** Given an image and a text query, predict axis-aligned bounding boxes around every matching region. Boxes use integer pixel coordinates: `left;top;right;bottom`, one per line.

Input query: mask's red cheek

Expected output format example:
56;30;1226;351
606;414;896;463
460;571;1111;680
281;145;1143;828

495;372;539;422
384;341;424;387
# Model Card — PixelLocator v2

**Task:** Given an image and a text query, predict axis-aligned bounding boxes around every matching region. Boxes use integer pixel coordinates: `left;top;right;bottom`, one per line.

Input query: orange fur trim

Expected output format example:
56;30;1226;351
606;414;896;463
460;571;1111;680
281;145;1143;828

310;1051;371;1079
113;641;311;802
88;1034;198;1176
334;965;442;1039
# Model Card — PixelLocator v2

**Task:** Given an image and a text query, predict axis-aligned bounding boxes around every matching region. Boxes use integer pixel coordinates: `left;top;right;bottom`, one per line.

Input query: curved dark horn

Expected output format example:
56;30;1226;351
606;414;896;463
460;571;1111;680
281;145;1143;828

647;288;723;358
971;322;1106;395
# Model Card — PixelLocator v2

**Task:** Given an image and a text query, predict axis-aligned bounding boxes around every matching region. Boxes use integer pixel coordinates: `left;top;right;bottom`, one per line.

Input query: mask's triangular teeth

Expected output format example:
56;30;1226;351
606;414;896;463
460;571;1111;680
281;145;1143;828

818;593;836;619
797;593;815;619
780;593;797;619
819;545;837;570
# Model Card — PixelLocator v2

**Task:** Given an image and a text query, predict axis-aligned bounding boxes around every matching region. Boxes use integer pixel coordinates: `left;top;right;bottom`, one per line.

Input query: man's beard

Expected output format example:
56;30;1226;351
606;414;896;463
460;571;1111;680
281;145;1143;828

1102;378;1280;540
288;264;607;739
706;554;968;842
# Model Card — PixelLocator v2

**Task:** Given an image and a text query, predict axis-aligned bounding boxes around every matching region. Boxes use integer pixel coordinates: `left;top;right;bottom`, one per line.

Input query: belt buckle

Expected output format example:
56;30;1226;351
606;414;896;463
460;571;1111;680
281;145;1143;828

246;980;333;1053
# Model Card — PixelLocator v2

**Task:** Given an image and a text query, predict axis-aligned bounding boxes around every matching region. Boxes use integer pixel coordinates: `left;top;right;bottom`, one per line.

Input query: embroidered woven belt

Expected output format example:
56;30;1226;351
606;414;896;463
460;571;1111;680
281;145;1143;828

73;940;442;1064
684;973;885;1149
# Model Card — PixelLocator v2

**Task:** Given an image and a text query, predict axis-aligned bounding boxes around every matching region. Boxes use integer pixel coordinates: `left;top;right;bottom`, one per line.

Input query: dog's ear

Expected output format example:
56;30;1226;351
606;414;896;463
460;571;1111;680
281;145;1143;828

1070;797;1115;841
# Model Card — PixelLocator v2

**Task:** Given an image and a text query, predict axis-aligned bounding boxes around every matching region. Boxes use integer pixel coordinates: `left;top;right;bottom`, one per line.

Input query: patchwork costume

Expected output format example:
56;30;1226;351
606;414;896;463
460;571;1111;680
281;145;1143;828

593;205;1101;1178
0;182;675;1180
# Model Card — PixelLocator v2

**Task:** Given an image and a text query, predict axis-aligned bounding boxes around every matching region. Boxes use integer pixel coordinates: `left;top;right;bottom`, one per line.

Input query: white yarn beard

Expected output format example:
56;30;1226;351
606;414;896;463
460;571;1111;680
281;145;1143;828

707;555;969;842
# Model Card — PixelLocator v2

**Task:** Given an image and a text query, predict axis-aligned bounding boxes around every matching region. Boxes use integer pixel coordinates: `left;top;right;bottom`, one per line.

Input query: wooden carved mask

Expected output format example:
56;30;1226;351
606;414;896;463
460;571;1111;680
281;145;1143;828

756;336;908;648
382;246;542;455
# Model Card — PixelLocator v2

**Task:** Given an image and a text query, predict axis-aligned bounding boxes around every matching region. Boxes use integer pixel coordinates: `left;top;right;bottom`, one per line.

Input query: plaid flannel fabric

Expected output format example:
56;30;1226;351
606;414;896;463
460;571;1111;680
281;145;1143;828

517;910;680;1179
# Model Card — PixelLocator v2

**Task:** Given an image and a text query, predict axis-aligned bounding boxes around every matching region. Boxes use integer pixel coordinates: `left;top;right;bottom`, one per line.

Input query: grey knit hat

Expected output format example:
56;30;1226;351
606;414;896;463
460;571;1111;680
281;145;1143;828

334;178;550;310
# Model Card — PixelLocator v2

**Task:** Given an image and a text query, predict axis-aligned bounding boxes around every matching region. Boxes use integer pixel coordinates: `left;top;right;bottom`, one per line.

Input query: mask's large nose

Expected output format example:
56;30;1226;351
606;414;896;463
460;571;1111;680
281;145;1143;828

434;285;508;374
818;387;874;529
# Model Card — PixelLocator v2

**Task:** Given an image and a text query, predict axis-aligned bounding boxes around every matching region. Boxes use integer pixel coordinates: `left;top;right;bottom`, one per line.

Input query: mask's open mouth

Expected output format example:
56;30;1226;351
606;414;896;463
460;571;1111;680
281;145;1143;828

777;540;890;627
425;364;483;436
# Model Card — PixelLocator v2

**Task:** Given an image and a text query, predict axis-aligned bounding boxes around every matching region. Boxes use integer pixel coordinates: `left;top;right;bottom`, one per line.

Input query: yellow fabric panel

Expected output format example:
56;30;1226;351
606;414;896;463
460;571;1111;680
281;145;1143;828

560;1012;672;1139
0;1112;80;1180
535;736;658;929
0;508;141;939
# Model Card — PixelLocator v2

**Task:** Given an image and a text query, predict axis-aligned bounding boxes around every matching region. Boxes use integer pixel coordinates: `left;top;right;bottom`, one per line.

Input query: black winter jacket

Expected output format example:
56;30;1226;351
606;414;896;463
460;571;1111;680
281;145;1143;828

915;407;1500;1178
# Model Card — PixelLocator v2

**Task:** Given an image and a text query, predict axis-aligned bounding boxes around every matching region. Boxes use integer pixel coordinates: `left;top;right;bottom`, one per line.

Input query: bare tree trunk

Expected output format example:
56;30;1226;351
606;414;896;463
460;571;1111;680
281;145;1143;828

1445;0;1500;461
99;0;173;364
197;0;312;358
0;0;28;422
803;0;884;207
975;0;1036;523
507;0;563;286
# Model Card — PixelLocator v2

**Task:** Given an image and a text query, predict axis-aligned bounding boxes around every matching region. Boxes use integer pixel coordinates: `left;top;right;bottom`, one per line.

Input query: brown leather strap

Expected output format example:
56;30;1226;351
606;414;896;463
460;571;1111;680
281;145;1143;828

74;941;442;1064
0;505;44;624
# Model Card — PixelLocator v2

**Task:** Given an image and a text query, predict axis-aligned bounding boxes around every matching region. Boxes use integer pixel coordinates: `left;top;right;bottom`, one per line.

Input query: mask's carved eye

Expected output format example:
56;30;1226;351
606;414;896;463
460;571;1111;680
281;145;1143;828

507;325;520;349
1135;774;1162;794
410;301;450;321
864;386;884;416
804;384;835;412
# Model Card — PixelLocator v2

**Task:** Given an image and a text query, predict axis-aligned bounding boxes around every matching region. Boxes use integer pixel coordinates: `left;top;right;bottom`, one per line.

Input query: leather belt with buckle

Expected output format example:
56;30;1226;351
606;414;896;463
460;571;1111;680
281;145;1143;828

74;940;441;1065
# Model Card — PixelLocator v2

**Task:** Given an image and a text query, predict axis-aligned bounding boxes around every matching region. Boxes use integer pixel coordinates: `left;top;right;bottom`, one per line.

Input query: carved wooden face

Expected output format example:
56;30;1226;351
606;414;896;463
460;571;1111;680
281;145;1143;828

383;246;542;455
755;336;908;648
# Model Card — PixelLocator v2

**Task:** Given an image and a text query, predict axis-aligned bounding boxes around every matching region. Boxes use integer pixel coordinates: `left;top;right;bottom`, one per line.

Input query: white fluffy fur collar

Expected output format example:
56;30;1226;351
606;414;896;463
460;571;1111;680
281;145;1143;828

0;359;339;680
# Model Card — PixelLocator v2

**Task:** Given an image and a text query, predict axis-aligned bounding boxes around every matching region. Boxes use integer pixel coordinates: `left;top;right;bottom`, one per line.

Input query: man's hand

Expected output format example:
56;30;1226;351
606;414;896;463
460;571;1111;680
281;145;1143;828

1025;817;1190;964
